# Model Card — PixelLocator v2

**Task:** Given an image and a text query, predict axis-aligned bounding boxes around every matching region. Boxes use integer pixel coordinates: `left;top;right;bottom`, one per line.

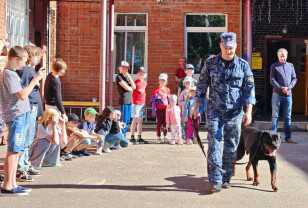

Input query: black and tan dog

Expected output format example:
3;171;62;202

235;127;281;192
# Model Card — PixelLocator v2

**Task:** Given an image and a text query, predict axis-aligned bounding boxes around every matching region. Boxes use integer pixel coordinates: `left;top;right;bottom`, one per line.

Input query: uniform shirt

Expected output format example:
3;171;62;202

152;86;170;109
132;79;147;105
77;119;95;133
0;69;31;122
195;53;256;114
44;73;65;114
270;61;297;96
166;105;181;125
116;73;133;105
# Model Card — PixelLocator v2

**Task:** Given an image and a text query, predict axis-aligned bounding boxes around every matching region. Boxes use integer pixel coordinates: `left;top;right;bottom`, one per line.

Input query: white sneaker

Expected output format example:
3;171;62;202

102;146;111;153
193;139;198;144
156;138;162;144
164;137;169;144
177;140;183;145
95;147;103;155
170;140;175;145
187;139;193;145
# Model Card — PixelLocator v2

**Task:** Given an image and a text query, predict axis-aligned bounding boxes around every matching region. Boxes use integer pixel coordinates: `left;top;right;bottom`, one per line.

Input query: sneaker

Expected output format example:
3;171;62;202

170;140;175;145
1;187;28;196
61;152;73;161
286;139;297;144
16;171;34;182
137;138;149;144
28;167;41;177
177;140;183;145
164;137;169;144
130;138;139;145
69;153;78;159
95;147;103;155
186;139;193;145
193;139;198;144
222;182;231;189
80;150;91;156
72;150;84;157
0;173;4;182
182;139;187;144
210;182;222;193
42;162;56;167
111;143;121;150
17;185;32;193
102;146;111;153
156;138;162;144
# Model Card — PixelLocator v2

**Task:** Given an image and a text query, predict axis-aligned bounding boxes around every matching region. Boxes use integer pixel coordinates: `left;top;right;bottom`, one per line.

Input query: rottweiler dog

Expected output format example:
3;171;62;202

235;127;281;192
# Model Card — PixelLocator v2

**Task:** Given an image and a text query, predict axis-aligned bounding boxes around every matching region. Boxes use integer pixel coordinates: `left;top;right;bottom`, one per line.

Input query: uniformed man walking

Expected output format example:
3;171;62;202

191;32;256;192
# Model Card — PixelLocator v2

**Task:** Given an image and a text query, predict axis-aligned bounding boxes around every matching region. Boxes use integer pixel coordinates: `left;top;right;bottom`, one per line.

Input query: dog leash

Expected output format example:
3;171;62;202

191;116;226;174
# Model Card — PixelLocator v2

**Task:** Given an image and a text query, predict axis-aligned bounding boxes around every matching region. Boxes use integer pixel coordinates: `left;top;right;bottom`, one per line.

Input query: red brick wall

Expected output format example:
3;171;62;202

56;0;242;108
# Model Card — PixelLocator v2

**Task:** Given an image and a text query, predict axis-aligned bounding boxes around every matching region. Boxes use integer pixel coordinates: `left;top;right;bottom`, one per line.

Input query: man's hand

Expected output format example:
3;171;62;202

282;87;290;95
242;112;252;126
62;114;68;122
183;118;188;122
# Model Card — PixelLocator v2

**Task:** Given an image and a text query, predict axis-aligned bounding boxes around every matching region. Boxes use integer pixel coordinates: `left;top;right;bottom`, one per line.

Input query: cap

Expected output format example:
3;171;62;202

84;107;99;115
186;64;194;70
159;73;168;81
183;76;194;83
138;67;147;73
190;86;197;91
67;113;79;122
220;32;237;48
114;109;121;116
170;94;177;103
120;61;130;69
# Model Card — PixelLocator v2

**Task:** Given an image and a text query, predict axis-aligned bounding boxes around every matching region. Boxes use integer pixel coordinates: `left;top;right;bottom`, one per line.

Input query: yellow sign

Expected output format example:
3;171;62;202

252;52;261;56
252;57;262;70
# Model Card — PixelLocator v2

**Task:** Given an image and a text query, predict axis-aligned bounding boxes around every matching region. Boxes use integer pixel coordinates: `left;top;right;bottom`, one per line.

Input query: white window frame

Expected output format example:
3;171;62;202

6;0;30;47
185;13;228;78
113;13;148;81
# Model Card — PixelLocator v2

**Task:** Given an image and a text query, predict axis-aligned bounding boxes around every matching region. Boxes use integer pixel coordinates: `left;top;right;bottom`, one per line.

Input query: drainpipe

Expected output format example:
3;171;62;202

99;0;107;111
245;0;252;68
108;0;115;107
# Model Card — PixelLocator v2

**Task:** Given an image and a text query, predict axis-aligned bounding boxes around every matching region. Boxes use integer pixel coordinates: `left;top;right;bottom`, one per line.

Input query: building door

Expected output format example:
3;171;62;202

266;39;306;114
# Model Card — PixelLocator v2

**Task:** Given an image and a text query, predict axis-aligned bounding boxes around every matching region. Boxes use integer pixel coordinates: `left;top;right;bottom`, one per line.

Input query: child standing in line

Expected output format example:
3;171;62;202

130;67;148;145
178;76;193;143
151;73;170;144
0;46;44;196
73;108;103;156
166;95;183;145
183;86;203;145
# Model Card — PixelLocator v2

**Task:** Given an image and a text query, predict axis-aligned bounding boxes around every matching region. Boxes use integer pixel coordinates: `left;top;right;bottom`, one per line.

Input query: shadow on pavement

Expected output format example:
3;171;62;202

26;174;212;195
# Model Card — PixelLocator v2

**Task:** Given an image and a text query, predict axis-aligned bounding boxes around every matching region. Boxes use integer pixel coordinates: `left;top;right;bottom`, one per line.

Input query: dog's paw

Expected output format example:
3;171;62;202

253;181;260;186
247;177;253;181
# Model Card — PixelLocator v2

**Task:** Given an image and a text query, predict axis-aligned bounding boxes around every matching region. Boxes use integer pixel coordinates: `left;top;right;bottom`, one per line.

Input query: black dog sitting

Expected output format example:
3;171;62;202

235;127;281;192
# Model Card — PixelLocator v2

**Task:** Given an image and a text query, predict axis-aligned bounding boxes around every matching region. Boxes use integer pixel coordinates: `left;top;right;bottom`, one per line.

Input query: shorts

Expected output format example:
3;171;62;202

7;113;29;152
131;104;146;118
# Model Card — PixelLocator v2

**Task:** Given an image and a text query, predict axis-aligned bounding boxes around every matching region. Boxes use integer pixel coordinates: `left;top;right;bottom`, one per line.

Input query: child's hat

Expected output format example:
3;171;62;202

84;107;99;115
159;73;168;81
67;113;80;122
185;64;194;70
190;86;197;91
114;109;121;116
138;67;147;73
183;76;194;83
120;61;130;69
170;94;177;103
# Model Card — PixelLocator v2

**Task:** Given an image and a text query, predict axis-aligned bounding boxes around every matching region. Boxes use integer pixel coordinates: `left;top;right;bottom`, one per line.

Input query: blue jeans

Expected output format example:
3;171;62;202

6;113;29;153
104;133;123;148
18;105;38;172
271;93;292;140
119;104;132;138
96;129;106;147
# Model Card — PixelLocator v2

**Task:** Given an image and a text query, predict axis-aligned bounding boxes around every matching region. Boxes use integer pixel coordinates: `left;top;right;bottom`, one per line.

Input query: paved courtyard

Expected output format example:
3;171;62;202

0;130;308;208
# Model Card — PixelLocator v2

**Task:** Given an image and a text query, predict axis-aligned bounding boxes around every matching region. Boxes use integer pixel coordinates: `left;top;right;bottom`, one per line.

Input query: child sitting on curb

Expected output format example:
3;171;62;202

112;110;130;149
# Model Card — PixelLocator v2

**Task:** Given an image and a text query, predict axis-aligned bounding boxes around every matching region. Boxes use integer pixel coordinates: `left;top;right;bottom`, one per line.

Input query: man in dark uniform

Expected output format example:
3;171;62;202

191;32;256;192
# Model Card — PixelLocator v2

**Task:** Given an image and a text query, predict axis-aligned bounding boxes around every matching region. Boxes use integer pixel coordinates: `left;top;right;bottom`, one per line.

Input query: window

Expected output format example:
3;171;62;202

6;0;29;47
114;13;147;75
185;14;227;73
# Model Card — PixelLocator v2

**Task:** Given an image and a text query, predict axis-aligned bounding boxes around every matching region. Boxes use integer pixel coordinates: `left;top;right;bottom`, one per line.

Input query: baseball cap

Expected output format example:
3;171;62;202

138;67;147;73
67;113;80;122
183;76;194;83
84;107;99;115
159;73;168;81
186;64;194;70
120;61;130;69
190;86;197;91
220;32;237;48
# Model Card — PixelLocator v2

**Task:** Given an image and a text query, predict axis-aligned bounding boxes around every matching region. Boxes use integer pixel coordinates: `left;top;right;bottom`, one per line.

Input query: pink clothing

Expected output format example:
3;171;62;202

187;117;200;139
166;105;181;126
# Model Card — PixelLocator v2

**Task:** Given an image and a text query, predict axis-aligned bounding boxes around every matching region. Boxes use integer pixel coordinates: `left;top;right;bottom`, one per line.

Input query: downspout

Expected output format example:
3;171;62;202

99;0;107;111
108;0;115;107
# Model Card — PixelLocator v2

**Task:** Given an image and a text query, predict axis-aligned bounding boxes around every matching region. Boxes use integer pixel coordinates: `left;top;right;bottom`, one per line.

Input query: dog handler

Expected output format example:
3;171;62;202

191;32;256;192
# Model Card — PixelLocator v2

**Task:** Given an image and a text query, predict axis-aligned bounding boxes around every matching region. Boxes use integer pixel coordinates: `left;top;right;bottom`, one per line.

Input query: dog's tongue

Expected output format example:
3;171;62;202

269;150;276;157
